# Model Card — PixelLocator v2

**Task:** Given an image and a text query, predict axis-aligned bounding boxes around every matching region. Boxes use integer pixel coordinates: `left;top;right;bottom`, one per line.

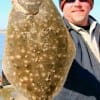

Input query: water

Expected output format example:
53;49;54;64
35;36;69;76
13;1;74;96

0;33;5;75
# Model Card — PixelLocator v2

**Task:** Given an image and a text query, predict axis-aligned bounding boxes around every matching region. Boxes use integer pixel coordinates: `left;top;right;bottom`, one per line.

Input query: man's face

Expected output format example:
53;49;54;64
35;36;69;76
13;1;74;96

62;0;92;26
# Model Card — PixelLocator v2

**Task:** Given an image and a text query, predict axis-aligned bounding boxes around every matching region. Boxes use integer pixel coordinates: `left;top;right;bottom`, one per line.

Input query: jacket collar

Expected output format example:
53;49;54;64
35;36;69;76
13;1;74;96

63;15;97;32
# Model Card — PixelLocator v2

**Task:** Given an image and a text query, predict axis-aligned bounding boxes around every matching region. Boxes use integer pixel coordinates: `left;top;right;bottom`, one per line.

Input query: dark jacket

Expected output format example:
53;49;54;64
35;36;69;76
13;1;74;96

54;16;100;100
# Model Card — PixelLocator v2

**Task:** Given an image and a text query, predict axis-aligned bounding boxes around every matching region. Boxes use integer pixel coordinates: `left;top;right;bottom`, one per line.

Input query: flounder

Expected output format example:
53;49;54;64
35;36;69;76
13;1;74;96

2;0;75;100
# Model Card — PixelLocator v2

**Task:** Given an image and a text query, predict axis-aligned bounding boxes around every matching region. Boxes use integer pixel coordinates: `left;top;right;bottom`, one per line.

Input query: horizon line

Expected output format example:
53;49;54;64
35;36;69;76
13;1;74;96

0;30;6;34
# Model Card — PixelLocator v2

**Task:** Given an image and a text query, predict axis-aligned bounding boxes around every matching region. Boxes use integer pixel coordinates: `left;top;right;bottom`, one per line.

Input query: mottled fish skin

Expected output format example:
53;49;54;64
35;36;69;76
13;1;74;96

17;0;42;14
0;85;28;100
3;0;75;100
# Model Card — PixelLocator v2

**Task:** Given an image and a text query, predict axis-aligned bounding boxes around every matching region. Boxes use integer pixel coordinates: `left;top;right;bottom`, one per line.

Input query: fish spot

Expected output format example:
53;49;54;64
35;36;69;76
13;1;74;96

15;55;21;59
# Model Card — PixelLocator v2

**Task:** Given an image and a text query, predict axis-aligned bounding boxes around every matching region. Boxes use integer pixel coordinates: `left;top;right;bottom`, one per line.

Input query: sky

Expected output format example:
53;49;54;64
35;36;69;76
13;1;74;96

0;0;100;30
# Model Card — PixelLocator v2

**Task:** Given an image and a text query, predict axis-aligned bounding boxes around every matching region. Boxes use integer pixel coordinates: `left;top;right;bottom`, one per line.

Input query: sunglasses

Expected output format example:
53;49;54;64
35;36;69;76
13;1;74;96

66;0;88;3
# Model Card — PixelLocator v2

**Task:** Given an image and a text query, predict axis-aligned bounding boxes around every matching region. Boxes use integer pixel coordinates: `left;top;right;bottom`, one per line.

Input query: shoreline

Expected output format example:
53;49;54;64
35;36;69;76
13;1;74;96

0;30;6;34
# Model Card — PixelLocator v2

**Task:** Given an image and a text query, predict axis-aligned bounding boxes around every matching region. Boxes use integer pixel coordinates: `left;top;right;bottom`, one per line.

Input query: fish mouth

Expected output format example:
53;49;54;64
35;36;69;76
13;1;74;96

14;1;42;15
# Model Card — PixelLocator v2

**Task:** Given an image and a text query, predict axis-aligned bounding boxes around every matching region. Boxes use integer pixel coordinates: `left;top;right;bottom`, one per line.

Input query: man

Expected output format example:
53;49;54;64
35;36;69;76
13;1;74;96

54;0;100;100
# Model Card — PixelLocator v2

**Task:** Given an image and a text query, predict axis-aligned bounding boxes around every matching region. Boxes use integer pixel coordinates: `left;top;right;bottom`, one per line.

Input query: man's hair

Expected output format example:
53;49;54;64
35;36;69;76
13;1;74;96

59;0;62;4
59;0;62;6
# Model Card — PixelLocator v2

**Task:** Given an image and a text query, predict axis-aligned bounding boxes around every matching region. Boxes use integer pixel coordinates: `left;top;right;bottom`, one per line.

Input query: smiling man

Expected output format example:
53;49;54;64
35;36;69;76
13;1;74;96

54;0;100;100
60;0;94;26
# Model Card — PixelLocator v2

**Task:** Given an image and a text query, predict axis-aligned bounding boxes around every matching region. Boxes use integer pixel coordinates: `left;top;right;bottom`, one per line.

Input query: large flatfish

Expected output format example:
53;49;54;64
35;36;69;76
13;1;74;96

2;0;75;100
